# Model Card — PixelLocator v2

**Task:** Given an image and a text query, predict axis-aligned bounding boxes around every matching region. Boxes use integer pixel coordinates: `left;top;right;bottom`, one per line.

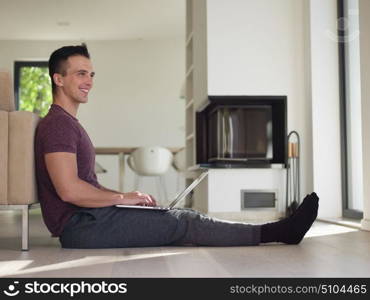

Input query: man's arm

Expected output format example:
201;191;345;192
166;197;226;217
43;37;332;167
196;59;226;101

45;152;156;207
99;184;120;194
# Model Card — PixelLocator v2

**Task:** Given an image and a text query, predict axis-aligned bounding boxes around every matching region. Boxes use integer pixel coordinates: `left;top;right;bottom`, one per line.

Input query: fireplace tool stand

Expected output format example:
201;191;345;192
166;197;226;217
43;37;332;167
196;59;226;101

286;131;300;217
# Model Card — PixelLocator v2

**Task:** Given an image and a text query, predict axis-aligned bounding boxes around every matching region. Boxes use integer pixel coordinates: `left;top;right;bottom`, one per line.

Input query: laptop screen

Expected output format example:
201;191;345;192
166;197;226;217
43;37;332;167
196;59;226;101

169;171;208;208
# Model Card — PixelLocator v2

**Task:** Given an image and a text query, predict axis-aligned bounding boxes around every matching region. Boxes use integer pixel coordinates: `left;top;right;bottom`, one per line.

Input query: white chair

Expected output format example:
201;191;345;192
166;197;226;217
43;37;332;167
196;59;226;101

173;148;187;172
94;161;107;174
172;148;187;192
127;146;173;203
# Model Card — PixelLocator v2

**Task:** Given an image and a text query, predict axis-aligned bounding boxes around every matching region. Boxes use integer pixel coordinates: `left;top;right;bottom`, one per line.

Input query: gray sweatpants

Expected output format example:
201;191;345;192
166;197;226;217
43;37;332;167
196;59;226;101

59;207;261;249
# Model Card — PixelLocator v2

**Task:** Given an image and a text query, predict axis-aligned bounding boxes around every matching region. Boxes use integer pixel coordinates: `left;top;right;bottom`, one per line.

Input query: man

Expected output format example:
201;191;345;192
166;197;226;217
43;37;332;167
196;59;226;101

35;44;319;249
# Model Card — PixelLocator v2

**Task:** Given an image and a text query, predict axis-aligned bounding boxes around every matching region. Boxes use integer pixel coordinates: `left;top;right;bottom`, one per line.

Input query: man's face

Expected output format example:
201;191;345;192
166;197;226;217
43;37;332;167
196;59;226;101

59;55;95;103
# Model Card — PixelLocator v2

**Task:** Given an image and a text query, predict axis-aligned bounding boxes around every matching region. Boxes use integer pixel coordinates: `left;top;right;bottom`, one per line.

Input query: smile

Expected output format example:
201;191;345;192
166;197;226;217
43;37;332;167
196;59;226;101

79;88;89;95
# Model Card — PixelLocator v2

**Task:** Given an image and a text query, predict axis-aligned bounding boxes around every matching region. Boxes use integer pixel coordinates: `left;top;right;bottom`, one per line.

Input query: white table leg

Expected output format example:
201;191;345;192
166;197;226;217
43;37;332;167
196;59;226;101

22;205;29;251
118;152;125;192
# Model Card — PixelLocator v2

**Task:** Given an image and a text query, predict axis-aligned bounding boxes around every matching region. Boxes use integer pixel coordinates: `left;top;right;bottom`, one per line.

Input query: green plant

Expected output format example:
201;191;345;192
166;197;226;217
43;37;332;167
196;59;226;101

19;66;52;117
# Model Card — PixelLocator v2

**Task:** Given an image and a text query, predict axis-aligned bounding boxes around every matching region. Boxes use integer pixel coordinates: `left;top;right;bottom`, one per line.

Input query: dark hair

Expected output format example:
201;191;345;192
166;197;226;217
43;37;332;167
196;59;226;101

48;43;90;95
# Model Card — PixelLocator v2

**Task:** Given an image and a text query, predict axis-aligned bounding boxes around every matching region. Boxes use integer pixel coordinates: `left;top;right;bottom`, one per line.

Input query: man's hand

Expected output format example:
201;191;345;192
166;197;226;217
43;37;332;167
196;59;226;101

117;192;157;207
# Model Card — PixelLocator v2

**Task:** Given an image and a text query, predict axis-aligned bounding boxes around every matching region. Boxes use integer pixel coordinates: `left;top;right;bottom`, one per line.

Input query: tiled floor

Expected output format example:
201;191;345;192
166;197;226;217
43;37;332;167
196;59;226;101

0;210;369;278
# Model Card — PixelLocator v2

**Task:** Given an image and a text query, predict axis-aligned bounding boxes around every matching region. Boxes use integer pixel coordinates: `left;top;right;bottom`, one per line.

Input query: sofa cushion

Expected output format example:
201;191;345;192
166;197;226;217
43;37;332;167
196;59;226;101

0;71;15;112
8;111;40;205
0;111;8;204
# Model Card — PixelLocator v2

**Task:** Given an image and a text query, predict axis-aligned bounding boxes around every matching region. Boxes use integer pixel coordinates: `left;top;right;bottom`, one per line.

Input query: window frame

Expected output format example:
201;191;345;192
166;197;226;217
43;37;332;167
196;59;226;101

337;0;363;219
13;61;49;110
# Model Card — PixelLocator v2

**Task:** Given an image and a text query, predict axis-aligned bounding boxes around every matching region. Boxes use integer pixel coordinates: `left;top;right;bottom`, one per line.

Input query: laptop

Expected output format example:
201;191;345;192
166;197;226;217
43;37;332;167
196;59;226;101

116;170;208;210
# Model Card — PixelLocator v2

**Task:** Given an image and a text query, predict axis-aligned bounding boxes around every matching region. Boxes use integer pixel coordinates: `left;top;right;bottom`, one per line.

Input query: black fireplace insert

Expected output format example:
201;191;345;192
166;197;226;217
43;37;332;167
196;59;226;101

196;95;287;167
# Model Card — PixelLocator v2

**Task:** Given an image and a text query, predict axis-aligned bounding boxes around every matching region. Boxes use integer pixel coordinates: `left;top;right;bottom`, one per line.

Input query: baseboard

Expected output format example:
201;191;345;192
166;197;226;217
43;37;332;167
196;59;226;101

207;210;285;223
361;218;370;231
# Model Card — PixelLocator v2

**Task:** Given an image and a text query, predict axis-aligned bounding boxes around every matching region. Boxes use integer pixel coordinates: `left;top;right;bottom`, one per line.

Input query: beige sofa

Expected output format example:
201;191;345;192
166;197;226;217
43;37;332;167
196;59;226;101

0;70;40;251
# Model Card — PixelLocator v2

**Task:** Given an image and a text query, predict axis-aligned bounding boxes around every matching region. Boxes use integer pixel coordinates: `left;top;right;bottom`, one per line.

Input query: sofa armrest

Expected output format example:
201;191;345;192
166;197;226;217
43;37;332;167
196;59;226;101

0;111;8;204
8;111;40;205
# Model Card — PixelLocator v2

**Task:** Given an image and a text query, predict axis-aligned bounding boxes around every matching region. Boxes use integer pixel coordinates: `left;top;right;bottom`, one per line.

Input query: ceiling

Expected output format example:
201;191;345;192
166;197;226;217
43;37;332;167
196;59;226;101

0;0;185;40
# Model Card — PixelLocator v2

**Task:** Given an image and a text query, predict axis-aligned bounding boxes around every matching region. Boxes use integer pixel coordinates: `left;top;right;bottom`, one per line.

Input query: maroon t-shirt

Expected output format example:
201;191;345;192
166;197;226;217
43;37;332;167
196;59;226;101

35;104;100;237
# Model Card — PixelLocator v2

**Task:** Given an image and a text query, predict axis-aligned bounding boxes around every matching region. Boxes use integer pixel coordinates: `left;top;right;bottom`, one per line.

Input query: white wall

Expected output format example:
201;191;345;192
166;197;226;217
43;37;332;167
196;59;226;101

206;0;313;199
194;0;345;219
345;0;363;211
309;0;342;218
359;0;370;230
0;39;186;201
